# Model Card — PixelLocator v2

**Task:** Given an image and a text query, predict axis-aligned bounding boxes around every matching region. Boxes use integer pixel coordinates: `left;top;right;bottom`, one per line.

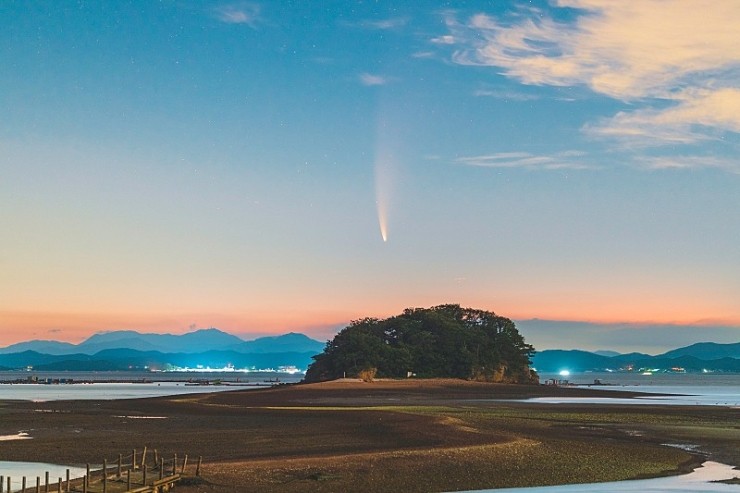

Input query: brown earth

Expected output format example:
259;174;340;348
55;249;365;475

0;379;737;492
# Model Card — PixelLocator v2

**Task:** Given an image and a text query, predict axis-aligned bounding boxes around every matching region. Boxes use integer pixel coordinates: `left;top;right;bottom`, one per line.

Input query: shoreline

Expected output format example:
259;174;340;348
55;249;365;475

0;379;737;492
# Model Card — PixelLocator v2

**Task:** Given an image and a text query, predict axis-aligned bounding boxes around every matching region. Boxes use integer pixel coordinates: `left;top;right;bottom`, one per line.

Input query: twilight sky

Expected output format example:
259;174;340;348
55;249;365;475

1;1;739;352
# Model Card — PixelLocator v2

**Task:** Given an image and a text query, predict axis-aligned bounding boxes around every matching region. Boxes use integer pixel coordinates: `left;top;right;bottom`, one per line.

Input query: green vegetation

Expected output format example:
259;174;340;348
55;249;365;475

305;304;536;383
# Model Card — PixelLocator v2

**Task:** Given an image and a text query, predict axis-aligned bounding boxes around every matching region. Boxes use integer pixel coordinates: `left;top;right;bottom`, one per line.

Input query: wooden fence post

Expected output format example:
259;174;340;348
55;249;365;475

117;454;122;478
65;469;70;493
85;464;90;490
36;476;40;493
126;470;131;491
196;456;202;477
132;449;137;470
6;476;10;493
82;475;87;493
22;476;26;492
159;459;164;480
181;455;188;474
102;459;107;493
154;449;159;466
142;464;147;486
45;471;49;493
57;478;61;493
173;454;177;476
0;474;3;493
141;446;147;469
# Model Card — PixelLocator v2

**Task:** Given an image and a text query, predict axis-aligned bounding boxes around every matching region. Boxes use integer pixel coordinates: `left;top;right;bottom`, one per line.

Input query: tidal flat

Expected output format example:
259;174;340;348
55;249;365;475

0;379;737;493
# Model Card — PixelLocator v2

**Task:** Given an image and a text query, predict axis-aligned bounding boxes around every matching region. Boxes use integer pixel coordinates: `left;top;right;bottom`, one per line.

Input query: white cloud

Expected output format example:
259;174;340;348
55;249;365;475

473;88;540;101
446;1;740;145
214;3;261;27
359;73;388;86
456;151;592;170
363;18;408;30
431;35;456;45
638;155;740;174
586;88;740;144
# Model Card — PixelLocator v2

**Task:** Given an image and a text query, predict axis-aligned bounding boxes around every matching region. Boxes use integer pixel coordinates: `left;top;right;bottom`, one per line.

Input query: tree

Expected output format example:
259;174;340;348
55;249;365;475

304;305;537;383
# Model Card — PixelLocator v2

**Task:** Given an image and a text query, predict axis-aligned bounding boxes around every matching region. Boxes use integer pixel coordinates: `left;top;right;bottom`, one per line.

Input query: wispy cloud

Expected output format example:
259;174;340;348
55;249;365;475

585;88;740;144
363;17;409;30
359;73;388;86
638;155;740;174
456;151;592;170
431;35;456;45
444;1;740;145
473;88;540;101
341;17;409;31
214;3;261;27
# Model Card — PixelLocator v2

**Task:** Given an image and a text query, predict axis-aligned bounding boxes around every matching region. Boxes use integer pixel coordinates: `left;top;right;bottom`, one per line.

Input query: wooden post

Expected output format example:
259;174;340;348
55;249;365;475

159;459;164;481
36;476;41;493
141;446;147;469
173;454;177;476
126;470;131;491
117;454;122;478
65;470;70;493
82;475;87;493
196;456;202;477
6;476;10;493
85;465;90;490
153;449;159;466
142;465;147;486
45;471;49;493
57;478;61;493
102;459;107;493
22;477;27;492
132;449;137;470
181;455;188;474
0;475;3;493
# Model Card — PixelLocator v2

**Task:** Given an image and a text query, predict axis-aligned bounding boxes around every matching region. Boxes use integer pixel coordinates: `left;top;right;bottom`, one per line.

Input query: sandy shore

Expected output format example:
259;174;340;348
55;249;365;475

0;379;737;492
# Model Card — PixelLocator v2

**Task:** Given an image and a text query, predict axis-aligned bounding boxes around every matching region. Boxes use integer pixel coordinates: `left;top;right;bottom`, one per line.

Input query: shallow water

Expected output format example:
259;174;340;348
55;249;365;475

0;371;303;401
531;373;740;407
0;381;264;402
451;461;740;492
0;461;87;491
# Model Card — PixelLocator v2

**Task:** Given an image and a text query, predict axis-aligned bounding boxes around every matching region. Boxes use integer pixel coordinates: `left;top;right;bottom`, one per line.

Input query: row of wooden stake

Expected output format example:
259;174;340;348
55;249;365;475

0;448;201;493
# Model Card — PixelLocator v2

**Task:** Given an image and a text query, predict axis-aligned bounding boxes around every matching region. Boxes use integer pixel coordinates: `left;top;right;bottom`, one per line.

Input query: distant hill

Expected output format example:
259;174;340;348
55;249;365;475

531;350;612;372
593;350;621;357
236;332;325;354
0;329;325;356
0;340;78;355
657;342;740;360
0;348;320;373
78;328;246;354
0;329;326;372
532;342;740;373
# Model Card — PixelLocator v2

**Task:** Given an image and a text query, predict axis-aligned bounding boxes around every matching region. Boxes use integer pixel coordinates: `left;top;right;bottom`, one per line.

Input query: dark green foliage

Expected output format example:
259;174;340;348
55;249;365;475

304;305;536;383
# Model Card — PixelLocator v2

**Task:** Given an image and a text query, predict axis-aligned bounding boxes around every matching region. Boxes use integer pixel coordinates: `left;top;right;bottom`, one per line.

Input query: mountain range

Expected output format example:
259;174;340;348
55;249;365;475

531;342;740;373
0;329;736;374
0;329;325;372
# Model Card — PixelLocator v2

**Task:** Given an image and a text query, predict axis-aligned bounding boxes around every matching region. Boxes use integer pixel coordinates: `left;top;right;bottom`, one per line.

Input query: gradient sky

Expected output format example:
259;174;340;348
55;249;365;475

2;1;739;352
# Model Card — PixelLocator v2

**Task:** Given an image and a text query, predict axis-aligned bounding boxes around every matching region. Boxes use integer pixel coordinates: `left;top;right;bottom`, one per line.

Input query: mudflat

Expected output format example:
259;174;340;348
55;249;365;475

1;379;737;492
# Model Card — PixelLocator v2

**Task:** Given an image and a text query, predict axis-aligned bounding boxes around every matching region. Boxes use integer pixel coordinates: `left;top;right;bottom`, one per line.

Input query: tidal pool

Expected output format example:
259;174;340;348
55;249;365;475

451;461;740;493
0;461;87;491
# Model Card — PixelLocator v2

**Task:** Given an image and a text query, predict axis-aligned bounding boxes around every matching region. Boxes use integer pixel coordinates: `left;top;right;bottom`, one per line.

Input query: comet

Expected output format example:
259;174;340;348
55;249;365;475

374;146;394;243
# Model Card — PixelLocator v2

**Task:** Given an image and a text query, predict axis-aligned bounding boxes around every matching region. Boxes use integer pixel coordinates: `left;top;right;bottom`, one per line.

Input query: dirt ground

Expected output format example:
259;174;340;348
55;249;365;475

1;379;737;492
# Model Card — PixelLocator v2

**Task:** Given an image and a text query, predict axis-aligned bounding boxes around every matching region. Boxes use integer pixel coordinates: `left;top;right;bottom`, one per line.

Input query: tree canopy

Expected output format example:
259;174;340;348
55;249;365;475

304;304;537;383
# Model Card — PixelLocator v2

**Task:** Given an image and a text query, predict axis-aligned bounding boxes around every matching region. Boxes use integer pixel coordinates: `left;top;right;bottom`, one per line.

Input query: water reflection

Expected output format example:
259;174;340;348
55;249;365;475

452;461;740;492
0;461;87;491
450;461;740;493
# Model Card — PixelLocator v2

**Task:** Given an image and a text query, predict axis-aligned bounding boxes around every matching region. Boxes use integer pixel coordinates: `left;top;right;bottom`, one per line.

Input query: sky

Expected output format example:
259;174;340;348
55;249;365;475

1;1;739;353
